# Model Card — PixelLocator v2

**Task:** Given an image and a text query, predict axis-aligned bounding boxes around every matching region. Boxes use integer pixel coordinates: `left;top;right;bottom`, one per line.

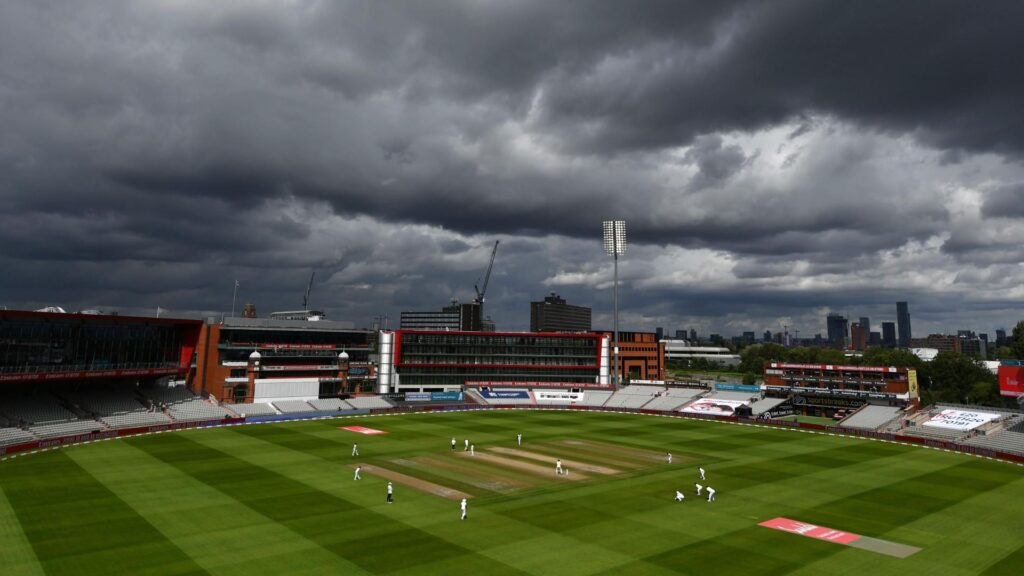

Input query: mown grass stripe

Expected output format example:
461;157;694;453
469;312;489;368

1;450;207;576
0;485;45;576
65;439;369;575
129;432;528;575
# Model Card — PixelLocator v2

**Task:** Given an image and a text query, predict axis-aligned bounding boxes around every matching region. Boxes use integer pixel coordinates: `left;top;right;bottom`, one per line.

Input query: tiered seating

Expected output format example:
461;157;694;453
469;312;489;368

0;426;36;446
962;430;1024;455
65;387;172;429
709;391;760;402
142;386;232;422
308;398;354;411
0;394;78;425
603;385;664;408
346;396;395;410
748;397;788;416
901;425;966;441
29;420;104;439
840;405;904;430
578;390;614;407
224;402;278;416
643;388;706;411
272;400;316;413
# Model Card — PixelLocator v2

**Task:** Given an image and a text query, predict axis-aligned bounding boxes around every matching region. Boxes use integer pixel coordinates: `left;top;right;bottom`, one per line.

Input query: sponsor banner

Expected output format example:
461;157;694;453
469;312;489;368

907;369;919;398
405;392;431;402
680;398;748;416
759;403;796;419
260;365;338;371
791;394;866;409
479;390;531;399
536;391;585;402
770;363;897;373
759;517;861;544
998;365;1024;397
340;425;388;435
714;383;761;393
631;379;665;385
0;367;182;383
923;409;999;431
431;391;464;401
466;381;600;388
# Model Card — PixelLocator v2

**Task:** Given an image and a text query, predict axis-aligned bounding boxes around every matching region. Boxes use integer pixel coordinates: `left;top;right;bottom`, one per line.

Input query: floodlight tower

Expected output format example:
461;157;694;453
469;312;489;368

602;220;626;388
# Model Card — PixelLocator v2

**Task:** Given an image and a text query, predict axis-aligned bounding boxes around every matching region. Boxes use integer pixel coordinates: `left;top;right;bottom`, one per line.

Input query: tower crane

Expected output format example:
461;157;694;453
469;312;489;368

474;240;500;308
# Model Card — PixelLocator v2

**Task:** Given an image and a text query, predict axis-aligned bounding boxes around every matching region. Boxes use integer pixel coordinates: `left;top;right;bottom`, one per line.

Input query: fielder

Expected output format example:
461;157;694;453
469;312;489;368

352;443;359;456
695;483;703;496
555;459;564;475
354;466;361;480
699;466;705;480
667;453;673;464
386;482;393;504
451;437;456;451
464;439;470;451
460;498;468;520
470;444;475;456
675;490;685;502
517;432;523;446
706;486;716;502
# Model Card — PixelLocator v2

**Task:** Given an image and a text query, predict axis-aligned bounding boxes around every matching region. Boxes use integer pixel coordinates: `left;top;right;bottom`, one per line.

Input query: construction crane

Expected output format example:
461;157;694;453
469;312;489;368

302;271;316;310
474;240;500;306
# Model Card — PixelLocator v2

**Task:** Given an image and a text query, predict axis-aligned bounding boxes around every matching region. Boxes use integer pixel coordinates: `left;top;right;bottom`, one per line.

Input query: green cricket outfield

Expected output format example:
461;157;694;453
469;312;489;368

1;409;1022;575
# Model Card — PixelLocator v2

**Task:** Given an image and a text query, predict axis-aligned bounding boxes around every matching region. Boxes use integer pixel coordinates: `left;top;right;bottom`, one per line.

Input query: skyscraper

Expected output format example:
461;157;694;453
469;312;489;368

530;293;591;332
882;322;896;348
896;302;911;348
850;322;868;351
859;316;871;335
826;313;849;349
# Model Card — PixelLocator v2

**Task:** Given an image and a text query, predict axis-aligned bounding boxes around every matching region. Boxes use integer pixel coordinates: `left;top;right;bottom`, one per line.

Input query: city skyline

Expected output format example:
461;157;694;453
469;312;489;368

2;2;1024;337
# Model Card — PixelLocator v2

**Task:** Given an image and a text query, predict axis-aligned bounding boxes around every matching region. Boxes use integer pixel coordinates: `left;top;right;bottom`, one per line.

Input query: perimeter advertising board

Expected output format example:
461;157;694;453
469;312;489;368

680;398;748;416
535;390;585;402
998;364;1024;397
479;390;530;399
922;409;999;431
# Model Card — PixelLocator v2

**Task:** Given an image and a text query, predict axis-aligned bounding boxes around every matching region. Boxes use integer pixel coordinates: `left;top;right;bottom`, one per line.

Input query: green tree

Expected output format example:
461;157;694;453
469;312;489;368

922;352;998;405
1012;320;1024;359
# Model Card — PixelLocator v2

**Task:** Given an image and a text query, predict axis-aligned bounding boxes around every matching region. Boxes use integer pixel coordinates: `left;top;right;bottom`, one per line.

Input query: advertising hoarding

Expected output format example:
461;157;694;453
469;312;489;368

922;409;999;431
679;398;748;416
998;364;1024;397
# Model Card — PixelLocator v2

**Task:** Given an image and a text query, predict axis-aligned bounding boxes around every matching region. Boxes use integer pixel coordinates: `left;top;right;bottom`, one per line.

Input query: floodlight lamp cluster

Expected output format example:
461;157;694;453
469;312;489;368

602;220;627;256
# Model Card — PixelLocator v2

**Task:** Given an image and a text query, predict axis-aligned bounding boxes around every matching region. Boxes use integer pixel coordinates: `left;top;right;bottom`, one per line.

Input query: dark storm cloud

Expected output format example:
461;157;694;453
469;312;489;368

1;0;1023;333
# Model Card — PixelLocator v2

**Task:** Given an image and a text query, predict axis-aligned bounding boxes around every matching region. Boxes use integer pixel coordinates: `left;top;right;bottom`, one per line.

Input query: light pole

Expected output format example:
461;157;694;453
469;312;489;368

231;280;239;318
602;220;626;388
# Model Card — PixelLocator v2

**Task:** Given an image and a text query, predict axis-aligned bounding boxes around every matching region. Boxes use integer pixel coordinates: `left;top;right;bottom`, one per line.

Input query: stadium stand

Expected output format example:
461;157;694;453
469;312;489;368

839;405;904;430
141;385;232;422
749;397;788;416
272;400;316;413
707;391;760;402
223;402;278;416
475;389;534;406
308;398;354;411
28;420;105;439
577;390;614;407
603;385;665;409
345;396;395;410
0;393;79;425
643;388;705;411
64;386;173;429
962;429;1024;455
0;425;36;447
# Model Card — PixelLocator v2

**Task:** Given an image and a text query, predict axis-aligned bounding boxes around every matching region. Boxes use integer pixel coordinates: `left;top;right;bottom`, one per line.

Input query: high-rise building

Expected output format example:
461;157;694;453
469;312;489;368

850;322;868;351
996;329;1008;347
530;293;591;332
896;302;912;348
763;330;772;342
675;329;687;339
859;316;871;335
881;322;896;348
826;313;849;349
689;328;698;342
402;300;482;331
655;327;664;341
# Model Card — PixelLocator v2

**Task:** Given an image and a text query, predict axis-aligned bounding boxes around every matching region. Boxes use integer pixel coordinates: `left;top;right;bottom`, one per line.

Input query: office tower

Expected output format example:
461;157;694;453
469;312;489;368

896;302;912;348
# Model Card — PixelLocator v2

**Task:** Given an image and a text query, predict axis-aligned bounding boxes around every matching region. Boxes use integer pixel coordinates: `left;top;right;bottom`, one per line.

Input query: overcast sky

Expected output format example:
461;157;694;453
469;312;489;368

2;1;1024;338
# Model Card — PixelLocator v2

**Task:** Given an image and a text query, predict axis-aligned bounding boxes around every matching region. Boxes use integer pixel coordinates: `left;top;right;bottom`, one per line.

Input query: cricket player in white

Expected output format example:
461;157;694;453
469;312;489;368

695;483;703;496
451;437;456;451
387;482;393;503
675;490;685;502
667;453;673;464
699;467;705;480
517;433;522;446
470;444;475;456
706;487;716;502
464;439;469;451
352;443;359;456
354;466;361;480
460;498;468;520
555;459;564;475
